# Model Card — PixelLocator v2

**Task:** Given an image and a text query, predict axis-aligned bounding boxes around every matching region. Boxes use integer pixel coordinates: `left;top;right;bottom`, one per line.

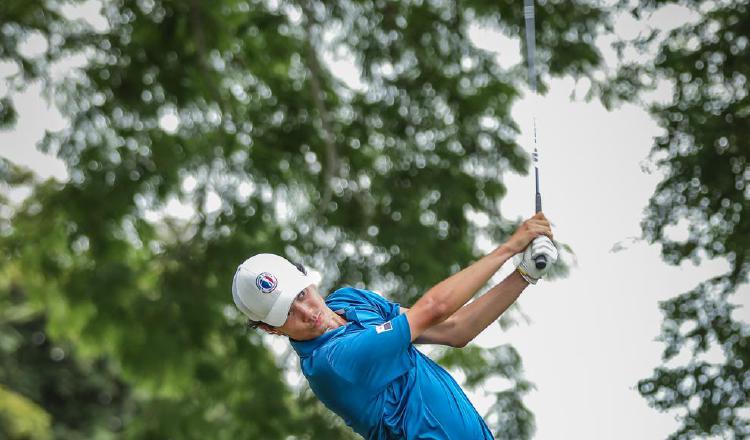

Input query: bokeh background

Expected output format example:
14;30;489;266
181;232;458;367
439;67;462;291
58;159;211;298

1;0;748;439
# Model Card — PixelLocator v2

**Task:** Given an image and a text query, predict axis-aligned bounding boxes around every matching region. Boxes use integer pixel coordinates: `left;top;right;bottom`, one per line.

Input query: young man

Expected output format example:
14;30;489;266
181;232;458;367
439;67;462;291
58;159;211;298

232;213;557;439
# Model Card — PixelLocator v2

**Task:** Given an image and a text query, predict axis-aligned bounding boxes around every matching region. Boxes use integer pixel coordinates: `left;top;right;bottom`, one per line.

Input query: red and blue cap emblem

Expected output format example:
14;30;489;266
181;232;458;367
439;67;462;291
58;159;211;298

255;272;278;294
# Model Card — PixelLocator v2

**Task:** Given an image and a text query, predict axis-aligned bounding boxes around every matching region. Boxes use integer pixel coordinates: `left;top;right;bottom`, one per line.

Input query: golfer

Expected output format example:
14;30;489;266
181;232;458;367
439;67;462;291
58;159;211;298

232;212;557;439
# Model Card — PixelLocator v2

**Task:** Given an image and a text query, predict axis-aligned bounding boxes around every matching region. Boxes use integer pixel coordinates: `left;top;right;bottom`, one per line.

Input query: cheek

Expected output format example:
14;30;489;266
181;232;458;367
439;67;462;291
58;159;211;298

310;295;324;307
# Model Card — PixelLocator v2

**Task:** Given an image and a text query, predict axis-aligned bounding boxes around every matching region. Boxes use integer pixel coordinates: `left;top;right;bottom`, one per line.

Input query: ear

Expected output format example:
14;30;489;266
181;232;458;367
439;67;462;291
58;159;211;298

258;323;283;336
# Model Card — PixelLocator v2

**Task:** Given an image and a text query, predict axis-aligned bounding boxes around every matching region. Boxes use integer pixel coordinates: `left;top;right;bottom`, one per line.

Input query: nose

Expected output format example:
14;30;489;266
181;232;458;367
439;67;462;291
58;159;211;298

292;302;315;323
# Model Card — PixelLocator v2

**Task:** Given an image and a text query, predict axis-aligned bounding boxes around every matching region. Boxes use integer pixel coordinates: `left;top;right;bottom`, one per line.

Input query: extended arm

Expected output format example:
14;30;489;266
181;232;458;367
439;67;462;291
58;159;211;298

404;212;552;343
403;270;528;347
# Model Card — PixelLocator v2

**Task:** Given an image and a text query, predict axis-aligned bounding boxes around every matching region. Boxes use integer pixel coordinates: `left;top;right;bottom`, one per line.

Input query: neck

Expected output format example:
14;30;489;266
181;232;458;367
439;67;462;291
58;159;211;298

324;309;347;332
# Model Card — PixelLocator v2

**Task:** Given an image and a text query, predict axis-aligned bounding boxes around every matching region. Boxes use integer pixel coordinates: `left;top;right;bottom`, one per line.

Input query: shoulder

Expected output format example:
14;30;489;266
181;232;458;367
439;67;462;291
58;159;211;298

326;287;386;309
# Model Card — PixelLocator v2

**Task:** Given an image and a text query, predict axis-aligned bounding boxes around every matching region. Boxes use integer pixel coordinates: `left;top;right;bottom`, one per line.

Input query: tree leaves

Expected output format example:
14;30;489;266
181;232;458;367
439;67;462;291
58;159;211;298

610;0;750;437
1;0;606;437
438;344;535;439
0;384;52;440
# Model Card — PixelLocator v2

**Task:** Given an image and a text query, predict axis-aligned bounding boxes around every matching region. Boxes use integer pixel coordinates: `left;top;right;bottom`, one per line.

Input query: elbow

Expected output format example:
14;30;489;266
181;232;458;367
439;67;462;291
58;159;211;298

450;333;470;348
441;318;469;348
427;297;451;325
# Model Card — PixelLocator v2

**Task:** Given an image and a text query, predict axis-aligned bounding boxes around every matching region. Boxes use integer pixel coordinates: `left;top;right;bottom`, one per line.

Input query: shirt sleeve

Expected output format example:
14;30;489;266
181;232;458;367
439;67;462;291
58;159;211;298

326;313;413;392
361;289;402;321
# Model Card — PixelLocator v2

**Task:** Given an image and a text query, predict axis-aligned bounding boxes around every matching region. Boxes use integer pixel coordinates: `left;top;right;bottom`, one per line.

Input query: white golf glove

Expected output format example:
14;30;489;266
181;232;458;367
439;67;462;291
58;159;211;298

516;236;558;284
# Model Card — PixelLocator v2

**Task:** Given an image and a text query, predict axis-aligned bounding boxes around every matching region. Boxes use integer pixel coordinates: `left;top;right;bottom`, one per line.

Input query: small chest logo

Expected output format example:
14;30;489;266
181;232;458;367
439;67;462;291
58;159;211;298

256;272;278;294
375;321;393;334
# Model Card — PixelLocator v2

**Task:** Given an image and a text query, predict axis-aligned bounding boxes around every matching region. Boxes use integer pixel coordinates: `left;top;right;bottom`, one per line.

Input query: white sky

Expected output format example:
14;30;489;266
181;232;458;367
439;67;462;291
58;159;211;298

2;3;748;439
480;80;731;439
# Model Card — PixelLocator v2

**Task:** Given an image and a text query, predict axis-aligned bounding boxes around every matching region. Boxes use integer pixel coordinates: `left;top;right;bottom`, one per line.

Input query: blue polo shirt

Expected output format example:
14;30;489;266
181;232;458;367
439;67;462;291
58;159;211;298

290;287;493;440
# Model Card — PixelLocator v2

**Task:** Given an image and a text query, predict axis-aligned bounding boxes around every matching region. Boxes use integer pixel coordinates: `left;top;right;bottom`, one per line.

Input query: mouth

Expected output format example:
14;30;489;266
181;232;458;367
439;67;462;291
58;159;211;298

313;312;321;327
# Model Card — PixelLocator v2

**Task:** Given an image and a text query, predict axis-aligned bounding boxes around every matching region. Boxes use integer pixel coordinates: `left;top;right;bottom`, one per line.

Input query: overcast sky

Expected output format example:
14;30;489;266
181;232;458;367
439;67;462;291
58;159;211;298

2;2;748;439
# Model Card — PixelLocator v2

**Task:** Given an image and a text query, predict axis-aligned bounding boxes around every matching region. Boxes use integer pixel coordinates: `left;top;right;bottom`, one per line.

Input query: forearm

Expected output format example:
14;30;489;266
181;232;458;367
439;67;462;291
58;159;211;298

448;270;529;346
411;245;515;325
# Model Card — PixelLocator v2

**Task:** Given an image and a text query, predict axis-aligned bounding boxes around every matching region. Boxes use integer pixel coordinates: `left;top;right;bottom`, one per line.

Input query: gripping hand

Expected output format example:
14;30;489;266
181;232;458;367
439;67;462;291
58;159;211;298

516;236;558;284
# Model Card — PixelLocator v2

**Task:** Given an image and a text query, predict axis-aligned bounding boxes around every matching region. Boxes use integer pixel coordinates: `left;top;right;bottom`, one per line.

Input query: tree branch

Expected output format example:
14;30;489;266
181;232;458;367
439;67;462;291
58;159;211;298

297;1;339;218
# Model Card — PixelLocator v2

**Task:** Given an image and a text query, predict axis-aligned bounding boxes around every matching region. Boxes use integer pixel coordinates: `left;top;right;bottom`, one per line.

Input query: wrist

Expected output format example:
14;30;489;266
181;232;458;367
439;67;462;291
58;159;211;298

492;244;516;261
510;268;532;288
516;266;537;285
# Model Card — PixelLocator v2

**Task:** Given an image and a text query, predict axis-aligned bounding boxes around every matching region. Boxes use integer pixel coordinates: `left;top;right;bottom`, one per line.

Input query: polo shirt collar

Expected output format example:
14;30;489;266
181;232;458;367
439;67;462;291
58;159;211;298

290;307;361;358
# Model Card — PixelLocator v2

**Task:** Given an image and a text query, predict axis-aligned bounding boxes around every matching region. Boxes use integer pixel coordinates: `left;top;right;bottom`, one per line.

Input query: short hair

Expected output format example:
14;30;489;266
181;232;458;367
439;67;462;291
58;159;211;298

246;261;307;329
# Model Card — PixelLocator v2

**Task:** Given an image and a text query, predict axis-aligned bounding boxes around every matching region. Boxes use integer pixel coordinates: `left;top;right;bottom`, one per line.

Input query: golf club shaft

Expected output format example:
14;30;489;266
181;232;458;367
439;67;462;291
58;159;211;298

524;0;548;270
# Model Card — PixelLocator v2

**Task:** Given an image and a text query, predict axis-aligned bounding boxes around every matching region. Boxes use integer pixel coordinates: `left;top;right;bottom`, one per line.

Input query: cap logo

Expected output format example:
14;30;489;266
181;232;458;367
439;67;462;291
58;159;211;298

255;272;278;294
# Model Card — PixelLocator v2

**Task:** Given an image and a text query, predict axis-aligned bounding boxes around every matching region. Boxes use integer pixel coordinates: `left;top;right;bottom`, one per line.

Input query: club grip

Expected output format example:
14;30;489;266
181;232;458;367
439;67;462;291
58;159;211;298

534;189;544;269
534;254;547;269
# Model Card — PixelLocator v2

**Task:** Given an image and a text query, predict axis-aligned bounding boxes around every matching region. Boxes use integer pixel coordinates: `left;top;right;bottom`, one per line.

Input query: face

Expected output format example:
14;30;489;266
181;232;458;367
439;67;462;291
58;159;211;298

266;285;339;341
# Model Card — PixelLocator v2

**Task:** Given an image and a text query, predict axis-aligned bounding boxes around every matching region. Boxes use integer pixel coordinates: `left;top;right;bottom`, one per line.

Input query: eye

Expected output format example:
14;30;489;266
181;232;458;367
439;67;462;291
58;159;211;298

298;290;306;299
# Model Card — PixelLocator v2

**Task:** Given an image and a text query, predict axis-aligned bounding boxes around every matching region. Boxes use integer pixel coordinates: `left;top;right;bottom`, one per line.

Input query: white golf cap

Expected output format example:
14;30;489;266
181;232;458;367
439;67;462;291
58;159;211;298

232;253;313;327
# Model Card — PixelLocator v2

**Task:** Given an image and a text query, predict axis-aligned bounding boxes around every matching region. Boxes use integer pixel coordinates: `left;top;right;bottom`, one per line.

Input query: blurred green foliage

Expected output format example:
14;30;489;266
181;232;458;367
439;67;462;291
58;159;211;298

0;0;609;438
0;287;130;440
608;0;750;437
437;344;534;439
0;385;52;440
